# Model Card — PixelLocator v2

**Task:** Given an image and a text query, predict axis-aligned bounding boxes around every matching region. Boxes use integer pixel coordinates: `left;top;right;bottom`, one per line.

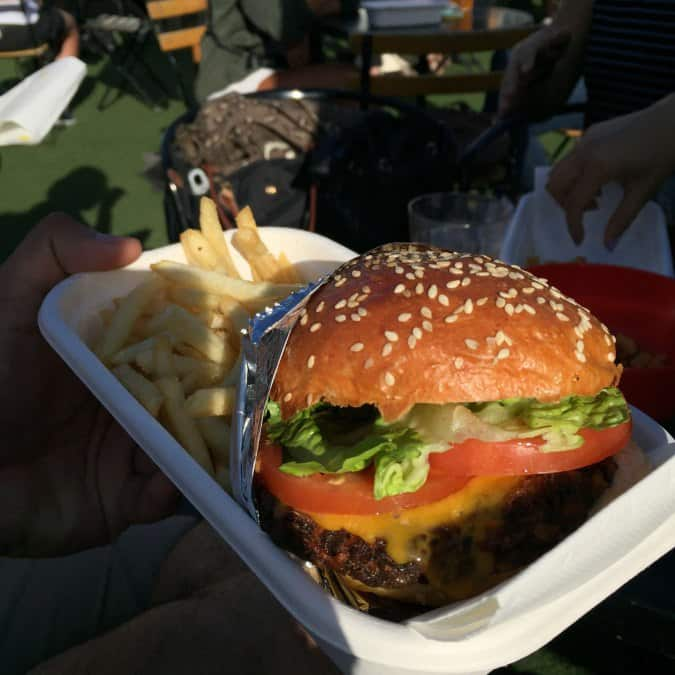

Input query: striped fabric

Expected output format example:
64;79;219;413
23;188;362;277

583;0;675;126
0;0;39;26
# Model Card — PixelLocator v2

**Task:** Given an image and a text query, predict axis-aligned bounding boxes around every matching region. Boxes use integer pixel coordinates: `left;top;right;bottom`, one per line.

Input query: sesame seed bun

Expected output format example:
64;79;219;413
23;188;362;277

272;244;621;421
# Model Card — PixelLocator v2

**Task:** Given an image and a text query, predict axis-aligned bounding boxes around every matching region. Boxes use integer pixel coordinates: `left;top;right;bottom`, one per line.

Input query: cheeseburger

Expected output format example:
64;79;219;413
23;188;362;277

255;244;643;607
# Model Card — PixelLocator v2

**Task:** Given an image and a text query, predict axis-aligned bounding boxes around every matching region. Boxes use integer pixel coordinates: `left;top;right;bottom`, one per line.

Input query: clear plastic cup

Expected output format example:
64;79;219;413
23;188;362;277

408;192;514;257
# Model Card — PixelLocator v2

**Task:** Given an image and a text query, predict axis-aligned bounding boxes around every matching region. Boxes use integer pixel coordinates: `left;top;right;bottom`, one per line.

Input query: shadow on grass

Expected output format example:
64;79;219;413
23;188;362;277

0;166;151;260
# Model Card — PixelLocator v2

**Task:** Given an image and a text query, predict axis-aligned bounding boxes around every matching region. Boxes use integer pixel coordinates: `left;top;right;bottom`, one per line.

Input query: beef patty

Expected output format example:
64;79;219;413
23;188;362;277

257;458;617;605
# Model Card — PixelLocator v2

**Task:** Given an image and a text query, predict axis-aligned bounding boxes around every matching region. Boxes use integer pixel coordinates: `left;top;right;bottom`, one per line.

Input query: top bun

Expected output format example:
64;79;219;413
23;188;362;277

272;244;621;421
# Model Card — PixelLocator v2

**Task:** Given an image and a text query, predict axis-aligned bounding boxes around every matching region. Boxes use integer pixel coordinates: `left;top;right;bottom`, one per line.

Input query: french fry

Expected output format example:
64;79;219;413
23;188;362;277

166;306;233;365
222;353;242;386
111;335;175;366
196;309;227;330
275;251;302;284
150;261;300;303
168;285;221;311
156;376;214;474
153;335;175;377
113;364;163;417
97;277;164;362
185;386;236;418
218;296;251;347
199;197;241;278
197;416;231;466
180;229;220;270
232;228;281;282
181;361;225;394
234;205;257;231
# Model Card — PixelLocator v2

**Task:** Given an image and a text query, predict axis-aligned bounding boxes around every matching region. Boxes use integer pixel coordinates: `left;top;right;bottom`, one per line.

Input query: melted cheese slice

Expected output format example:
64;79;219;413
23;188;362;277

308;475;522;564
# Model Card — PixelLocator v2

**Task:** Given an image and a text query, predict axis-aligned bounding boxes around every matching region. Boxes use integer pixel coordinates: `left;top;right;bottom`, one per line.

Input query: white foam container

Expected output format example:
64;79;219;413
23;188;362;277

38;228;675;675
363;1;448;29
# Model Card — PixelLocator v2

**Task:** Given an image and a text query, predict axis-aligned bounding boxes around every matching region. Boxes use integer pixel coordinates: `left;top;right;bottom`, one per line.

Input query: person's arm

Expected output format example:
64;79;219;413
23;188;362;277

498;0;593;120
546;93;675;247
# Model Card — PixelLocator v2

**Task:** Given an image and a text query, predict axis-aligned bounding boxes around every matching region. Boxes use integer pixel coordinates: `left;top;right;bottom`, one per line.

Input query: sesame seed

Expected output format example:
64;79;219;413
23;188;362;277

385;330;399;342
556;312;569;322
496;297;506;309
334;300;346;309
335;278;346;287
477;297;488;306
307;355;316;369
283;392;293;402
384;372;396;386
428;284;438;299
347;300;359;309
352;270;361;277
522;287;535;294
408;335;417;349
350;314;361;322
412;327;423;339
362;286;372;294
306;394;314;406
300;314;309;326
465;339;479;350
316;301;325;313
415;269;424;279
464;299;474;314
523;304;536;315
335;314;346;323
604;334;612;346
575;351;587;363
454;357;464;369
445;315;458;324
608;352;616;362
415;283;424;295
350;342;364;352
505;303;514;316
310;322;322;332
394;284;405;294
461;278;471;287
405;272;415;281
447;279;461;289
438;294;449;306
382;343;393;357
515;304;524;314
496;330;507;346
357;307;367;317
364;358;374;369
395;266;404;274
450;268;463;275
576;340;585;352
497;348;510;360
420;306;432;319
532;282;544;290
398;313;412;323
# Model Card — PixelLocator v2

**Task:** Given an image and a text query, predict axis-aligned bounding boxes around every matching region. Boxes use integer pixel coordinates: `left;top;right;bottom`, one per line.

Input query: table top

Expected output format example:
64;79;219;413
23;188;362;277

321;2;535;40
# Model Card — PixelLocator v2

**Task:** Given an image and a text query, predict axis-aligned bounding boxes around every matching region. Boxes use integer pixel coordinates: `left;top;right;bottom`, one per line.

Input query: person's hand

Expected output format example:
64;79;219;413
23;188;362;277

546;94;675;248
0;214;178;557
498;25;571;118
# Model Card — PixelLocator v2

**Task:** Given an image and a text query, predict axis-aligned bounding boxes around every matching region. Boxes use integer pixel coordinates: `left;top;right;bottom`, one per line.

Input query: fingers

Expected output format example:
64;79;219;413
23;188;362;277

3;213;142;299
605;184;651;249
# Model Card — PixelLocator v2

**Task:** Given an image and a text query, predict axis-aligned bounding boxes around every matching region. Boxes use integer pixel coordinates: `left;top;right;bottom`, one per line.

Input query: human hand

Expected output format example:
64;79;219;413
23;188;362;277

0;214;178;557
546;94;675;248
498;25;571;118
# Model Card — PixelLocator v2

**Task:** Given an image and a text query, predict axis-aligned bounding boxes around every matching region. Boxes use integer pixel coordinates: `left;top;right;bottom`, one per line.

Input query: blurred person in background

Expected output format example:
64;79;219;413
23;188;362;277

0;215;336;674
498;0;675;242
0;0;79;59
196;0;359;102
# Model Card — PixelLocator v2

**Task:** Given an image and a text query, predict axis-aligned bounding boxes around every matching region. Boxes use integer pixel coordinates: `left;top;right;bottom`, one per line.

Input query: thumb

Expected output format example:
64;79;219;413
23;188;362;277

2;213;142;298
604;184;651;250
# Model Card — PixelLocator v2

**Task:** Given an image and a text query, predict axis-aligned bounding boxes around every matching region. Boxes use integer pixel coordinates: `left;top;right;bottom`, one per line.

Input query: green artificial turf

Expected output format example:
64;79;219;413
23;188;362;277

0;42;194;260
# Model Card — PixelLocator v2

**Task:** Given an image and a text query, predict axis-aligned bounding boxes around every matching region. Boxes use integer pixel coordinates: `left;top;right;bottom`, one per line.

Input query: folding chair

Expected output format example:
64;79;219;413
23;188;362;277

84;1;171;110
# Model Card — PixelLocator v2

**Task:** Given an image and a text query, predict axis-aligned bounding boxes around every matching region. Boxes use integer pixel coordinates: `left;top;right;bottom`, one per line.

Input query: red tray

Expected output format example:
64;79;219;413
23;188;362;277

528;263;675;422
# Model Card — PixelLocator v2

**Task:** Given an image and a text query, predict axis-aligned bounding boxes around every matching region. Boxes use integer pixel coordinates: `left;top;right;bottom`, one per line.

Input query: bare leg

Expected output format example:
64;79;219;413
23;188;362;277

55;10;79;60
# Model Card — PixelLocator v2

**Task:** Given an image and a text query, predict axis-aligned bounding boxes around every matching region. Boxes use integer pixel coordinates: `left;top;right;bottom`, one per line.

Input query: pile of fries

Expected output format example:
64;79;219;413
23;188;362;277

95;198;303;490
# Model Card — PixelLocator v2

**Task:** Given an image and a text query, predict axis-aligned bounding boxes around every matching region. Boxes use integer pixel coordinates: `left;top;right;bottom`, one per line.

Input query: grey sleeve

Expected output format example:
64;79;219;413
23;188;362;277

239;0;314;47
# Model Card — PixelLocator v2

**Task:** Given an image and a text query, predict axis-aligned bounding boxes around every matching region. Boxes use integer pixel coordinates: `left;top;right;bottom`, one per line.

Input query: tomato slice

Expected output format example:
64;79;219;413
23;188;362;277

430;420;632;476
257;440;470;516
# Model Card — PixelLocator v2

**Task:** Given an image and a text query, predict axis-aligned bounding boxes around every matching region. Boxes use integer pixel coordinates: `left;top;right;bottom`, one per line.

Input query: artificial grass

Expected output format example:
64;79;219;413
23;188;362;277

0;42;193;260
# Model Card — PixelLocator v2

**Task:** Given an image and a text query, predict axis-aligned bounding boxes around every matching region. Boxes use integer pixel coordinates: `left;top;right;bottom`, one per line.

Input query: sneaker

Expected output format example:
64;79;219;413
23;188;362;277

54;109;76;127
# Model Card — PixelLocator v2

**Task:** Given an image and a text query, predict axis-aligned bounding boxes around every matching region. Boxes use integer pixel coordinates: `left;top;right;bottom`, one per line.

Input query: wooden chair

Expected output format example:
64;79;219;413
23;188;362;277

145;0;208;107
347;21;535;101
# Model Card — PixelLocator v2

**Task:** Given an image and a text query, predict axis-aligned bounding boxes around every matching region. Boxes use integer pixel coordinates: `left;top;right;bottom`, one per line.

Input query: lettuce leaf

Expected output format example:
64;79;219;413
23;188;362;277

264;388;629;498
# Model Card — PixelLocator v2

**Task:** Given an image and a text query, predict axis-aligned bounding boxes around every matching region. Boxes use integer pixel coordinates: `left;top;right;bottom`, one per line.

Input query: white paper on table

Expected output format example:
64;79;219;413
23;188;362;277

0;57;86;146
500;166;674;276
